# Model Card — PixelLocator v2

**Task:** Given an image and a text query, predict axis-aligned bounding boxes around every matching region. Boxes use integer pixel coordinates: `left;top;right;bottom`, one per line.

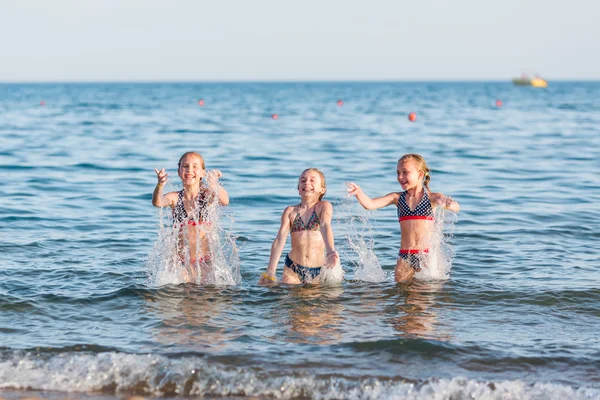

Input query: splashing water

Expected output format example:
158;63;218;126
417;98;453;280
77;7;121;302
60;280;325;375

415;205;456;281
147;175;241;286
320;259;345;285
336;195;386;283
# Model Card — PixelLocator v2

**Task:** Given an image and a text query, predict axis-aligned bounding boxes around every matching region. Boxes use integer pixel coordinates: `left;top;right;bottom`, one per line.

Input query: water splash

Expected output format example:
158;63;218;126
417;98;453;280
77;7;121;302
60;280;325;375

415;206;456;281
336;195;386;283
147;174;241;286
320;259;345;285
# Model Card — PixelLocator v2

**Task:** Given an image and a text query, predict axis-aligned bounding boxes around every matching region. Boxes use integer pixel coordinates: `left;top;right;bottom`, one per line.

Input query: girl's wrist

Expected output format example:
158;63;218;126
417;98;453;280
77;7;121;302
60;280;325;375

261;272;276;282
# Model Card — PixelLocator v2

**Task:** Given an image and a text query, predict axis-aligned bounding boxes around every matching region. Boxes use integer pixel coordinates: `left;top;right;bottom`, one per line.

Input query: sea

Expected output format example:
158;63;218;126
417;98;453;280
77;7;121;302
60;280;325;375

0;82;599;399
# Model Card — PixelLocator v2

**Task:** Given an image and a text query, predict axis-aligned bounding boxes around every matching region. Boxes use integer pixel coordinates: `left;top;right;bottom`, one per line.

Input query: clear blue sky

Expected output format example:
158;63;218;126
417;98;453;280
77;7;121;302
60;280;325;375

1;0;597;81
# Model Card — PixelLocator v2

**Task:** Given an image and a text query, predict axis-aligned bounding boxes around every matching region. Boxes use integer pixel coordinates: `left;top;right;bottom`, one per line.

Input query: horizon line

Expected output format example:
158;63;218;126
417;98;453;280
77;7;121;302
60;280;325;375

1;78;599;84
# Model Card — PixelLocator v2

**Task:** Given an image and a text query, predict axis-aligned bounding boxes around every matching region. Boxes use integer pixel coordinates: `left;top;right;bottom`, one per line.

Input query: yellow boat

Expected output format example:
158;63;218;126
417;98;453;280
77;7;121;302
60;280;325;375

530;77;548;88
512;74;548;88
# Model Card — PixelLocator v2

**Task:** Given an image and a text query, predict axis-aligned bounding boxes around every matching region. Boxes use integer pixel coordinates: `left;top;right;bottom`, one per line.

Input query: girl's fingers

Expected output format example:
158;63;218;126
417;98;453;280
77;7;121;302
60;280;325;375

345;182;360;193
155;168;168;186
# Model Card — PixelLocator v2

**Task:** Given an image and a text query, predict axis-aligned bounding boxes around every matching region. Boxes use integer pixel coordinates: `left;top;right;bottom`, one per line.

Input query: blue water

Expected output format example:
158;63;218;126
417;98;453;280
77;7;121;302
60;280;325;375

1;82;599;399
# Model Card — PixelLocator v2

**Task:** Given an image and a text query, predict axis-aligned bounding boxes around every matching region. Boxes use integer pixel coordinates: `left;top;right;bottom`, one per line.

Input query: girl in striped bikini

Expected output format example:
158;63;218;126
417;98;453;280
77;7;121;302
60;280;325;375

152;152;229;283
259;168;339;285
346;154;460;283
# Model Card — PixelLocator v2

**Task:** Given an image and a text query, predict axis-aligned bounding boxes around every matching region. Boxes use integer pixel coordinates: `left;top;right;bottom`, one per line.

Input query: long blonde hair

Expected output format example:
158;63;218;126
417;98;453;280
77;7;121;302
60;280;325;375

299;168;327;201
398;154;431;191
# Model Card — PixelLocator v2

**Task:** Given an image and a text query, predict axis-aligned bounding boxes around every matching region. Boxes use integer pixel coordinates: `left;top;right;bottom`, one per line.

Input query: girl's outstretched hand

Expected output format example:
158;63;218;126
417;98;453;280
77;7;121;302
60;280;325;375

154;168;168;187
205;169;223;187
345;182;362;197
442;195;454;208
435;194;451;208
324;250;339;269
433;193;460;213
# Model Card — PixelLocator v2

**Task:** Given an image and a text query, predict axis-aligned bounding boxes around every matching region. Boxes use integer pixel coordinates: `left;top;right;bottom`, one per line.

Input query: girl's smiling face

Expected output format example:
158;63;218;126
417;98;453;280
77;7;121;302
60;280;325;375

298;170;325;199
178;154;206;186
397;159;424;191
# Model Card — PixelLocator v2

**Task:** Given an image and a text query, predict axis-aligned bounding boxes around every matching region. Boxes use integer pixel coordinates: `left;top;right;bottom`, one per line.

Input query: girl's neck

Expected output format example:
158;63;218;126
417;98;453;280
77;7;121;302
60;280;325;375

299;197;320;209
405;185;424;197
183;184;200;198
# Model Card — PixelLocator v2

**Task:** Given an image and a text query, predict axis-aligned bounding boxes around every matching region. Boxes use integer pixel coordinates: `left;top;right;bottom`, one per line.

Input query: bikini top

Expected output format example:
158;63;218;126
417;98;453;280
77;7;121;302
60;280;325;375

173;189;212;226
397;190;434;222
291;205;321;232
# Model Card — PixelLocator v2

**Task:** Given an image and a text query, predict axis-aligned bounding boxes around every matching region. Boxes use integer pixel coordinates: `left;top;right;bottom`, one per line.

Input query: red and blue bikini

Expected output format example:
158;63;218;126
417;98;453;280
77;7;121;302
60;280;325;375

397;191;434;271
173;189;214;269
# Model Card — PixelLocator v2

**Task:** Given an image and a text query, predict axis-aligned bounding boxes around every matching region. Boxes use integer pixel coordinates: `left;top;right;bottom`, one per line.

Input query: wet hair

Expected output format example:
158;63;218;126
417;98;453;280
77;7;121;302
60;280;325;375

398;154;431;191
299;168;327;201
178;152;206;170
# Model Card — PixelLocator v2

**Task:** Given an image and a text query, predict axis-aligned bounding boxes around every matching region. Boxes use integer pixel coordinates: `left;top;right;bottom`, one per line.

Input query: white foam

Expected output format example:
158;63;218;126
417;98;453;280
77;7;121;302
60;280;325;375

336;197;386;283
320;260;345;285
0;352;597;400
415;206;456;281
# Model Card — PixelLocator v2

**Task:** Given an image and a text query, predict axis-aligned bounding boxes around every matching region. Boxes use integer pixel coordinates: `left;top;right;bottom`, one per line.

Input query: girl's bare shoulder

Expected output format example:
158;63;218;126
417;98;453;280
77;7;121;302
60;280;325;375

282;205;297;216
428;192;444;202
318;200;333;208
316;200;333;215
163;191;180;207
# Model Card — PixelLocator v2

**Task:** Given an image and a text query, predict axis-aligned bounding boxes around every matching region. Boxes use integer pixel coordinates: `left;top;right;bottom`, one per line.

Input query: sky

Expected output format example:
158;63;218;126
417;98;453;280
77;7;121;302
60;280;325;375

1;0;598;82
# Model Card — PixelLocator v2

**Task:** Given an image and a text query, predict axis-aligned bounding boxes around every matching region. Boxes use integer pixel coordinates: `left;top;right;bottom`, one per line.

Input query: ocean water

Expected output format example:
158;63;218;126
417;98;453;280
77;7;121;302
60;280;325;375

0;82;599;399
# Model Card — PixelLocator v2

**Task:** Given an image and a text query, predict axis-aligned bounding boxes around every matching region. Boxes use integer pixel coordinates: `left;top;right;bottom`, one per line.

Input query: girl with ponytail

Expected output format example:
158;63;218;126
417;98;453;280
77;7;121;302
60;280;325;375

346;154;459;282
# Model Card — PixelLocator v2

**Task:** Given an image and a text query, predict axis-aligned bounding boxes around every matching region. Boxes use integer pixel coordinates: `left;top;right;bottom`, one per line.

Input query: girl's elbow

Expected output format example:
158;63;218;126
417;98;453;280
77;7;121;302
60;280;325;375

219;192;230;206
271;239;284;253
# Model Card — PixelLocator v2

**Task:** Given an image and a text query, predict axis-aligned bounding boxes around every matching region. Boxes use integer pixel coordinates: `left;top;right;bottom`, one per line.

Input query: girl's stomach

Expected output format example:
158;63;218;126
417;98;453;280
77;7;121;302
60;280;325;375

289;231;325;267
399;220;434;250
177;227;210;260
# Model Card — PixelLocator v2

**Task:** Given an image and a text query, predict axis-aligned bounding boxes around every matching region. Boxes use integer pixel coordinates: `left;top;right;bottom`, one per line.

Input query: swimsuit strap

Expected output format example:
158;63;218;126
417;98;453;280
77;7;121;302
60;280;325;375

173;190;188;223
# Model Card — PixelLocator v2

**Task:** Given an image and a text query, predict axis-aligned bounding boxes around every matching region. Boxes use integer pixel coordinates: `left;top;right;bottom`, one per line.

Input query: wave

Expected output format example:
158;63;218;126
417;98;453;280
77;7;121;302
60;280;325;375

0;350;598;399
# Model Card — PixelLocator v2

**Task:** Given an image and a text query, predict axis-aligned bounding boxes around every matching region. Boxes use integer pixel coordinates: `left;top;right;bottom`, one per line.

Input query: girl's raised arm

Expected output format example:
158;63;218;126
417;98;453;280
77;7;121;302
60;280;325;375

346;182;399;210
205;170;230;206
152;168;176;208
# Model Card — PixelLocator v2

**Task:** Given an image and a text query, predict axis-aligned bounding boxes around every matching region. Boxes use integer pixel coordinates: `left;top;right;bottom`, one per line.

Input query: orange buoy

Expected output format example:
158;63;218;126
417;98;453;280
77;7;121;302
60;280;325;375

197;99;205;106
40;100;46;106
271;114;279;120
495;99;502;107
408;112;417;122
337;99;344;106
